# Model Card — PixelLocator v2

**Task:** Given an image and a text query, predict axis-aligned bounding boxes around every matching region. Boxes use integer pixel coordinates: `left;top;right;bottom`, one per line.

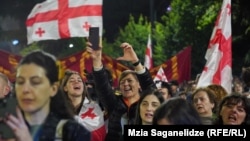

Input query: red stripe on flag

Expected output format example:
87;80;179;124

144;34;153;69
197;0;232;93
26;0;102;38
26;5;102;26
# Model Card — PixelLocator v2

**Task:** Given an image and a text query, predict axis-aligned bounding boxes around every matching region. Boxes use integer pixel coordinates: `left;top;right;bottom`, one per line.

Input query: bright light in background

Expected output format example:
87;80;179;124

12;39;19;45
69;43;74;48
167;6;171;12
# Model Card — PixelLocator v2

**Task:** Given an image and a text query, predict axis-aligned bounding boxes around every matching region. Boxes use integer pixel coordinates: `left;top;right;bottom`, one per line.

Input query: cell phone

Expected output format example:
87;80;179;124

89;27;99;50
0;95;17;139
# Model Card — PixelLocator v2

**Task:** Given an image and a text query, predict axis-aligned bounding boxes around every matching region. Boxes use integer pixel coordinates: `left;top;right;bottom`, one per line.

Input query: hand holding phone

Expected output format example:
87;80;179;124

89;27;99;50
0;95;17;139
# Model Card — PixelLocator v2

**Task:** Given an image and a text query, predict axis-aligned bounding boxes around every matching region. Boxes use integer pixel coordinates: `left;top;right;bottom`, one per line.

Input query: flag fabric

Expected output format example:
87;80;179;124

26;0;103;44
144;34;153;69
153;66;168;82
75;98;106;141
150;46;191;85
197;0;232;93
1;47;191;87
59;50;130;88
0;50;22;82
102;53;130;87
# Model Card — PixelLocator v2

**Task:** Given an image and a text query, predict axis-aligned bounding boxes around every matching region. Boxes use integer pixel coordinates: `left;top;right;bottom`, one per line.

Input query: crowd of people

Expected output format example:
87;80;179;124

0;39;250;141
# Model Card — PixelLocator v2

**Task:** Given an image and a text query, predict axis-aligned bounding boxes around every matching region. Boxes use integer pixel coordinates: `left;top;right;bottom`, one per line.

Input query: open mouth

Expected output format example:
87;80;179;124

145;113;153;118
73;85;81;90
228;114;236;122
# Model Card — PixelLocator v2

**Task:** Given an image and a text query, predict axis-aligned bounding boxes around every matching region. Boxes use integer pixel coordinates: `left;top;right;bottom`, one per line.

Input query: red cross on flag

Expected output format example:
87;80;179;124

26;0;103;44
144;34;153;69
197;0;232;93
153;66;168;83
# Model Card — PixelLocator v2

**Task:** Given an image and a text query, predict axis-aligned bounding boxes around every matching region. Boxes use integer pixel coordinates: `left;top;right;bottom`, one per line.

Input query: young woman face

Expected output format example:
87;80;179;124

220;101;246;125
15;63;58;113
140;94;161;125
63;74;84;98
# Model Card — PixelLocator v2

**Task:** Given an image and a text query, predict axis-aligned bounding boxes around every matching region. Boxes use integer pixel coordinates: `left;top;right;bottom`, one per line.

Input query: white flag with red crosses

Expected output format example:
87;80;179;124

153;66;168;83
74;98;106;141
144;34;153;69
26;0;103;44
197;0;232;94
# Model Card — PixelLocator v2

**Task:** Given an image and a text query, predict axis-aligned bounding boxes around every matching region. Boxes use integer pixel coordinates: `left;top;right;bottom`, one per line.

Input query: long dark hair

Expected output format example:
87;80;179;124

214;93;250;125
17;50;74;119
134;87;165;124
153;97;202;125
60;69;90;114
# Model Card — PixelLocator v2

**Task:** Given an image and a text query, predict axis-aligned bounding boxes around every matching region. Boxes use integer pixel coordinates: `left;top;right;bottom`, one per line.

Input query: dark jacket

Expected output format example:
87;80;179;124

30;112;91;141
93;67;155;141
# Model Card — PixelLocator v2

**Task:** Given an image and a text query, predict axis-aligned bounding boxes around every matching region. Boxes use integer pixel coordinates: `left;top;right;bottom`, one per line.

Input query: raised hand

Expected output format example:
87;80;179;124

5;108;32;141
116;42;139;63
86;40;103;68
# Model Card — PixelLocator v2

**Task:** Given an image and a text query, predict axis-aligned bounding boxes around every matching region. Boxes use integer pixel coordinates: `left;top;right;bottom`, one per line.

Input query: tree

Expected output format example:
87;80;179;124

2;0;250;78
159;0;221;78
105;0;221;78
20;42;41;56
102;14;168;68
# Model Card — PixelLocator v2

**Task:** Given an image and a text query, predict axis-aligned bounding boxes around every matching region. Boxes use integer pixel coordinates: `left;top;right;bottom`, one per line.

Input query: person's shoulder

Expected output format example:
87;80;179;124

64;119;88;130
63;119;91;140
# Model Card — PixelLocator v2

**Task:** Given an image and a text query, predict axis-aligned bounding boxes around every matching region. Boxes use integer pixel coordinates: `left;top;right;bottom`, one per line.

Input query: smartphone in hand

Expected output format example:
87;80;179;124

89;27;99;50
0;95;17;139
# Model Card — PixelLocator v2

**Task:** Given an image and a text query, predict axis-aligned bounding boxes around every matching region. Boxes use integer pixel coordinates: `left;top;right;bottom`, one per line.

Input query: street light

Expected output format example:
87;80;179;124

12;39;19;45
69;43;74;48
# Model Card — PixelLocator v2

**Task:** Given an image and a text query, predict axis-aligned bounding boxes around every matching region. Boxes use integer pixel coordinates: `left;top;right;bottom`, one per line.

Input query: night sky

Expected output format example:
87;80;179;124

0;0;169;45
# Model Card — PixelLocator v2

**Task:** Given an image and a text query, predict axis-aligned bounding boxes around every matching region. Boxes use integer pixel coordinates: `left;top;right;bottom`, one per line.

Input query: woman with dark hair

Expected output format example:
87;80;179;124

153;97;202;125
2;50;90;141
134;87;164;125
60;69;106;141
214;93;250;125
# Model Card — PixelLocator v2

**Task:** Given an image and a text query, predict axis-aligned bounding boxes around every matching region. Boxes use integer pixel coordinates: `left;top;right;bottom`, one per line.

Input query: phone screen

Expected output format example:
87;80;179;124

89;27;99;50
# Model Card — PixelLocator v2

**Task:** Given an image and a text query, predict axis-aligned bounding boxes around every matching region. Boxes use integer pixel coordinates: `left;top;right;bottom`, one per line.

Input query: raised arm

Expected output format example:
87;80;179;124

86;40;117;113
116;42;156;90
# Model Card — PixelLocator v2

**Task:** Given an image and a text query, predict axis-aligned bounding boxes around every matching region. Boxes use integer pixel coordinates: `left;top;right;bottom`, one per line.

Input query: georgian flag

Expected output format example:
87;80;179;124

197;0;232;93
154;66;168;82
26;0;103;44
144;34;153;69
74;98;106;141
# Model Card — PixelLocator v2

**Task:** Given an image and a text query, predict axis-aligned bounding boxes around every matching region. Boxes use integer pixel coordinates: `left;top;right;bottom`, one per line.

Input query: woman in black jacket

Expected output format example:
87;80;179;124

86;42;155;141
2;50;91;141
